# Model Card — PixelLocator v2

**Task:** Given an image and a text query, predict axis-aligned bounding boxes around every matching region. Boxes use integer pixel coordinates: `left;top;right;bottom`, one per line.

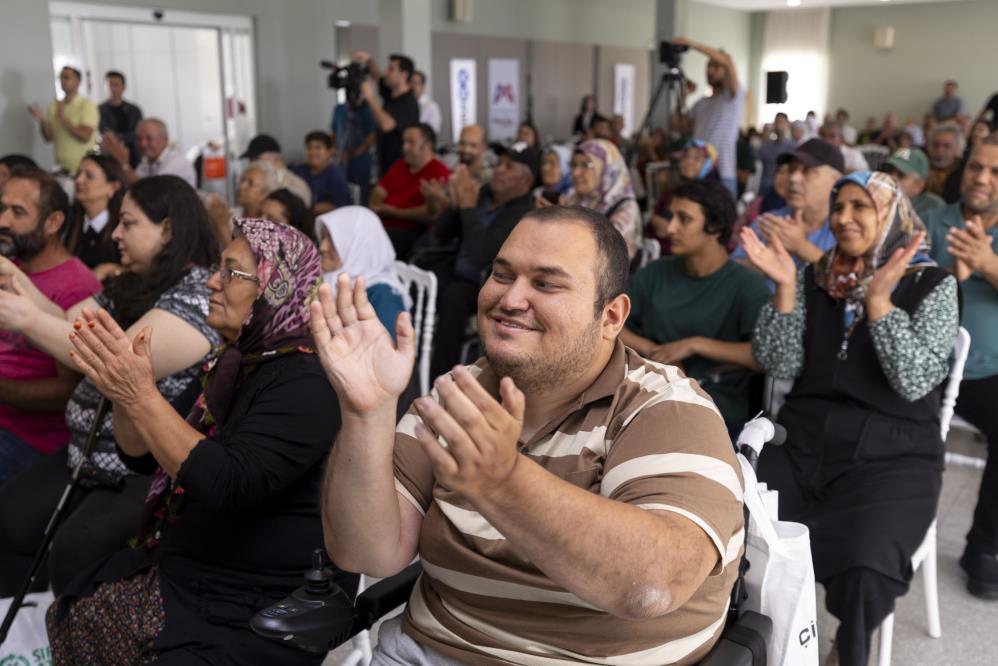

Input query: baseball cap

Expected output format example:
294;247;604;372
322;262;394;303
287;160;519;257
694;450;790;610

777;138;845;174
240;134;282;160
489;141;541;185
884;147;930;180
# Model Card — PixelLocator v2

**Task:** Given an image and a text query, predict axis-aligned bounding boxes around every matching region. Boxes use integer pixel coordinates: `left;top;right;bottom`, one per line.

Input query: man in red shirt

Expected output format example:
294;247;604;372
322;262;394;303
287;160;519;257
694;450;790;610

370;123;449;259
0;167;101;483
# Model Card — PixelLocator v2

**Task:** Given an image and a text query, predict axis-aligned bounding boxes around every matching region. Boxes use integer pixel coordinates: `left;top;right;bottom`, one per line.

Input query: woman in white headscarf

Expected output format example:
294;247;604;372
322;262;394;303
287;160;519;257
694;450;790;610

315;206;411;339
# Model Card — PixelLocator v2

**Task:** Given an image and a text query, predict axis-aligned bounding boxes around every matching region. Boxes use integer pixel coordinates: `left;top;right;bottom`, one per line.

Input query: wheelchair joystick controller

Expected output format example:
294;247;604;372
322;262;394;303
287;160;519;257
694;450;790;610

250;548;358;653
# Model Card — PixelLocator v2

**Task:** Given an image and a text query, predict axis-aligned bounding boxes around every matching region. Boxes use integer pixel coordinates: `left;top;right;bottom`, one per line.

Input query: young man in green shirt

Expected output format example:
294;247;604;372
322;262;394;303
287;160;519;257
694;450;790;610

621;180;770;430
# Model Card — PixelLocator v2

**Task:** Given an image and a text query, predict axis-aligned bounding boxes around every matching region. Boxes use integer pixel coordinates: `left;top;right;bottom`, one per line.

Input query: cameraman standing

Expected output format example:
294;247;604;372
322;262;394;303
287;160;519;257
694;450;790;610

352;51;421;177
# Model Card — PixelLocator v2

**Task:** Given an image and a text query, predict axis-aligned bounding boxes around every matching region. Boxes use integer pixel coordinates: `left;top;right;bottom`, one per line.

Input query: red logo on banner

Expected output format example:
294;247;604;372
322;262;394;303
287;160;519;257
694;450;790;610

493;84;516;104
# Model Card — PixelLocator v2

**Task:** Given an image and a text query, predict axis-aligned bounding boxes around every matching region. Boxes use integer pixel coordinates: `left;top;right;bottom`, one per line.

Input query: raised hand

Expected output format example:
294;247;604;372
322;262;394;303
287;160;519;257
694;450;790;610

0;276;40;333
101;131;130;167
739;226;797;288
866;232;925;321
28;104;45;122
947;215;998;275
67;308;157;406
309;274;415;415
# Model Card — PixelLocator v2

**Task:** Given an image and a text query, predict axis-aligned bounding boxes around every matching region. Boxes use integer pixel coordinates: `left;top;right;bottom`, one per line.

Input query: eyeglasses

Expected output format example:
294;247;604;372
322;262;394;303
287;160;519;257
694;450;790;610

570;160;596;171
210;264;259;284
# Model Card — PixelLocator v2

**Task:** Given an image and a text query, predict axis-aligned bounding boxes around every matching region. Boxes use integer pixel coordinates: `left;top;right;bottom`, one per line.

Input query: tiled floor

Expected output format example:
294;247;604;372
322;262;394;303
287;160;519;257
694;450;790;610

324;428;997;665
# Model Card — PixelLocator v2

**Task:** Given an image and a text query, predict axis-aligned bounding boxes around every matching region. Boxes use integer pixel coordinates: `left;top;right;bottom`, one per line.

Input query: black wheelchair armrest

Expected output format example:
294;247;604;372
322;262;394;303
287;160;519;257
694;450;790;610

354;562;423;631
698;611;772;666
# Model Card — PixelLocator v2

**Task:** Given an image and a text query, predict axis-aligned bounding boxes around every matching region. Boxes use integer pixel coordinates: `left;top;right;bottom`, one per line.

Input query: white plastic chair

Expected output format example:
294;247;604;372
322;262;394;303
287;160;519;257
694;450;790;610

857;144;890;171
876;326;971;666
639;238;661;268
340;575;373;665
394;261;437;396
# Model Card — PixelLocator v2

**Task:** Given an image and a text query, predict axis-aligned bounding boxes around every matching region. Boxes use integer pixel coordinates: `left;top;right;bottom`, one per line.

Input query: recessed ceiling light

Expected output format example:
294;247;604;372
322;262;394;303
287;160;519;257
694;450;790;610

787;0;801;6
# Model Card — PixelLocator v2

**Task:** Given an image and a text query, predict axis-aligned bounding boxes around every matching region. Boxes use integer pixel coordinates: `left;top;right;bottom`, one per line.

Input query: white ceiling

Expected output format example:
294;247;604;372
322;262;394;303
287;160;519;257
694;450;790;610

698;0;968;10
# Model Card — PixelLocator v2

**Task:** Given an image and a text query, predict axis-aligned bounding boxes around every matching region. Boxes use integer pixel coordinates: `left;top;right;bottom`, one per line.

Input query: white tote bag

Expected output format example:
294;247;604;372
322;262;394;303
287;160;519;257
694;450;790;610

738;455;819;666
0;591;54;664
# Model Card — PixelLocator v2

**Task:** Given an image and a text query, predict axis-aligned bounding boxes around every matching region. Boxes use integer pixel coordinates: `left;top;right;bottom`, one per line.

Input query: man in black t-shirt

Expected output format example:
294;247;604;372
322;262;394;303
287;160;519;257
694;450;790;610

352;51;420;176
97;71;143;168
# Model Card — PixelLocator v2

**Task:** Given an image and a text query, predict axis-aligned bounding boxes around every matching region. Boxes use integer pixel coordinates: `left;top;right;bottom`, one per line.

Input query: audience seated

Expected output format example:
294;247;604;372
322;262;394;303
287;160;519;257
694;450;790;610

454;124;491;184
314;205;743;664
237;159;282;219
923;132;998;601
331;88;377;205
733;138;844;285
369;123;450;260
926;122;965;197
516;120;540;149
241;134;312;208
572;94;596;137
646;138;719;256
745;171;959;666
758;114;795;191
353;51;420;176
538;143;572;199
0;155;37;190
28;66;98;174
292;130;352;214
941;119;996;204
563;138;642;261
0;167;101;485
881;147;945;217
411;70;442;136
836;108;859;146
46;218;354;665
315;206;409;338
260;187;314;240
426;141;538;378
589;114;613;142
98;70;143;168
0;175;219;597
622;180;770;433
104;118;196;188
933;79;965;122
65;153;124;274
677;36;744;197
820;122;869;173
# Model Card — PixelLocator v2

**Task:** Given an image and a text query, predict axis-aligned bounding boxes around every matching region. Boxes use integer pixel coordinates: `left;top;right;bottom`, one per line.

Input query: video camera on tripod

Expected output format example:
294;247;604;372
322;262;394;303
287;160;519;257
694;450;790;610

637;40;691;138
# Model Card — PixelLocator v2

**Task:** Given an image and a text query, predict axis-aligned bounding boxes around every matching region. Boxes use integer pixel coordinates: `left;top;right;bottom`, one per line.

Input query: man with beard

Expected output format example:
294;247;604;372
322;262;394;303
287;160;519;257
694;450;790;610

313;206;743;665
0;167;100;483
924;133;998;601
456;124;490;184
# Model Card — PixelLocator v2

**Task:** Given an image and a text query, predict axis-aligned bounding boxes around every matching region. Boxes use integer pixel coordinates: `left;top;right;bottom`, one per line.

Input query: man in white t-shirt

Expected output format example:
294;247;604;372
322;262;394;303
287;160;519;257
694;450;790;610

412;70;442;136
105;118;196;187
676;37;744;198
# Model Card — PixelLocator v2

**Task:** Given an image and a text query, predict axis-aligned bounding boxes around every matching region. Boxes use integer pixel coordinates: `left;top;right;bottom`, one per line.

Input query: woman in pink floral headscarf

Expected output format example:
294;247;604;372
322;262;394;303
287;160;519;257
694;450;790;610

47;218;352;666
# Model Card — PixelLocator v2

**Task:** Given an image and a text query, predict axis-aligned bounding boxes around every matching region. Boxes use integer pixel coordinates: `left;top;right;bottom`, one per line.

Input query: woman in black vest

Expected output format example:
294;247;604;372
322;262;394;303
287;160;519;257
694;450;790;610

741;171;959;666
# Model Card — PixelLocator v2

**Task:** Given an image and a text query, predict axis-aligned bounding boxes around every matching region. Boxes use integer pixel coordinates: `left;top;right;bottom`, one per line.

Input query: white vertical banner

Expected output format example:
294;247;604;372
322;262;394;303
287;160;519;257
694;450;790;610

613;63;636;136
487;58;519;141
449;58;477;143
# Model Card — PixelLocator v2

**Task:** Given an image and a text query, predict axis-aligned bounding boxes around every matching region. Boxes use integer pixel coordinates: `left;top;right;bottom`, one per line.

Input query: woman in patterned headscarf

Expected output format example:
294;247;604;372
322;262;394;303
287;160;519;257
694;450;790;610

563;138;642;260
647;138;721;256
743;171;960;666
48;218;355;666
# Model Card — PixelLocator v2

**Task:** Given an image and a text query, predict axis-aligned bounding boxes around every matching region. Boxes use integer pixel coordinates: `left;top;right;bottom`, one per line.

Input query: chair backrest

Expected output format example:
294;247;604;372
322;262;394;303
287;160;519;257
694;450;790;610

644;160;671;210
857;144;890;171
640;238;661;268
347;183;361;205
939;326;971;440
394;261;437;395
743;159;763;197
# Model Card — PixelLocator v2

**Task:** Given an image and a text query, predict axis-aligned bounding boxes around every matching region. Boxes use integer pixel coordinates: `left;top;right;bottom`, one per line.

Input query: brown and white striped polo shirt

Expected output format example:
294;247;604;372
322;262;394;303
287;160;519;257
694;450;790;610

393;340;744;665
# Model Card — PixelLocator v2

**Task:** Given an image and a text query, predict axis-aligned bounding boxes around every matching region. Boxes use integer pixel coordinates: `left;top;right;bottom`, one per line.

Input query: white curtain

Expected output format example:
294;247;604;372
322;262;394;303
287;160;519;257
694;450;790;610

758;8;831;126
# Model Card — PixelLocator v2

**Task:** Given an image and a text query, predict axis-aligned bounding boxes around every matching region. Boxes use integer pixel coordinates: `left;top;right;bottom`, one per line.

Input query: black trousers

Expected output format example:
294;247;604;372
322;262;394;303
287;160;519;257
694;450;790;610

430;277;480;381
953;374;998;554
0;448;150;596
825;567;907;666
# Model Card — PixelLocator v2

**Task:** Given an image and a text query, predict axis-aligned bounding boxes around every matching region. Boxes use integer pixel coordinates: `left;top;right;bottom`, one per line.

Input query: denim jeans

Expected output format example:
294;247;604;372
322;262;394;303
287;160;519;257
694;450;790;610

0;426;43;487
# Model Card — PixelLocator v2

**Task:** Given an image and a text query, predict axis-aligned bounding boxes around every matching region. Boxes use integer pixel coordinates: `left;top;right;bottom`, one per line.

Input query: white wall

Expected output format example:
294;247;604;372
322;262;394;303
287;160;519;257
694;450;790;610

431;0;657;50
827;0;998;125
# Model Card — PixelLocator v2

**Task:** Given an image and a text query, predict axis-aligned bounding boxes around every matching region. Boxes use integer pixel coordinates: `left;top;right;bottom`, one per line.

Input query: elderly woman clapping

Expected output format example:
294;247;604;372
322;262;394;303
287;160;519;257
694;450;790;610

47;218;356;665
743;171;959;666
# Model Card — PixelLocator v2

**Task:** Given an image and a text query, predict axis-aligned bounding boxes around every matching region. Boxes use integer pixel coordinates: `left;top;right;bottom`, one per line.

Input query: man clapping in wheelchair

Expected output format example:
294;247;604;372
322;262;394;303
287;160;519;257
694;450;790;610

313;205;745;665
